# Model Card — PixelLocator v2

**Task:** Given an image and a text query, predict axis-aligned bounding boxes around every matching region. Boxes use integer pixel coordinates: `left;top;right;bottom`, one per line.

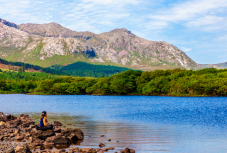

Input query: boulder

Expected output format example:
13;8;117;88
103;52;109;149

15;135;24;140
69;147;79;153
15;146;32;153
8;129;14;133
45;135;70;144
14;129;20;135
61;128;84;140
25;133;31;137
23;128;32;133
0;116;6;122
80;148;97;153
59;149;67;153
20;114;30;119
22;121;35;127
31;138;43;146
6;119;21;128
28;136;33;141
31;130;55;140
5;115;17;121
54;128;61;133
99;143;105;148
109;146;114;150
101;148;109;151
29;125;35;129
6;147;15;153
43;141;54;146
120;147;135;153
54;121;63;127
0;124;6;130
0;121;5;126
10;133;15;137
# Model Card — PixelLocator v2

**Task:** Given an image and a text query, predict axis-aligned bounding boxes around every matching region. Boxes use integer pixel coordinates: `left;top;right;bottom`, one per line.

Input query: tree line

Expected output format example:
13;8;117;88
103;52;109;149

0;68;227;96
0;58;130;77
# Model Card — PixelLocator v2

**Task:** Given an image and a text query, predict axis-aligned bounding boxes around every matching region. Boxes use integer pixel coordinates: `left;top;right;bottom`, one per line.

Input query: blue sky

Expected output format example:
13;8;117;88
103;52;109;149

1;0;227;64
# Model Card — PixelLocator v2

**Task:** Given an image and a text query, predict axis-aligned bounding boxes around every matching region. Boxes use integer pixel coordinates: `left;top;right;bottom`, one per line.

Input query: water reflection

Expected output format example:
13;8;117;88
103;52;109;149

27;113;183;152
19;113;177;152
1;95;227;152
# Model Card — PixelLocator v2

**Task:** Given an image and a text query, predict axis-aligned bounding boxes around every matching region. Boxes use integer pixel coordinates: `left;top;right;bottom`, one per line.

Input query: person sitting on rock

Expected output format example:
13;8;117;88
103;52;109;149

40;111;48;127
36;111;53;131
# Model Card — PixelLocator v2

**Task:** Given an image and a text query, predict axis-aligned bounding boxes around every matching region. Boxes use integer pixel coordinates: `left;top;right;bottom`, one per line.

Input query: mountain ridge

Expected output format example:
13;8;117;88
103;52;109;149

0;18;201;71
200;62;227;69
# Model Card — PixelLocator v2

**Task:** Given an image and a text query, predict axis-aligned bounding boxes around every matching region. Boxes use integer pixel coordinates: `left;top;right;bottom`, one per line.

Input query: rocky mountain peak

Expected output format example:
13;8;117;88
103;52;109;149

18;22;95;39
99;28;135;40
0;18;17;29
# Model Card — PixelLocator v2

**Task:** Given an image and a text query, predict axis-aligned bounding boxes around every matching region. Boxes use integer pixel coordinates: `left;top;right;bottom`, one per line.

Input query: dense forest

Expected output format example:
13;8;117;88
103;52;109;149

0;68;227;96
51;62;131;77
0;58;130;77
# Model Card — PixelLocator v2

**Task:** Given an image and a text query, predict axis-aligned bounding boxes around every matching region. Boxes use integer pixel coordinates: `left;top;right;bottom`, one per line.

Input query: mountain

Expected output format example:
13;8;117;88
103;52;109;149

0;18;201;71
200;62;227;69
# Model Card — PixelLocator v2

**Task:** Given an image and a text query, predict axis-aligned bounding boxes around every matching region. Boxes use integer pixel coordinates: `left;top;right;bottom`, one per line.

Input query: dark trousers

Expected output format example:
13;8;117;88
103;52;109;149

36;125;53;131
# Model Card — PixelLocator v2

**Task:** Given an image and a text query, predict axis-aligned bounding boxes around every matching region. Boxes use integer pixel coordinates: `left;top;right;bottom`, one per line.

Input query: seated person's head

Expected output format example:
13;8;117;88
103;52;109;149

41;111;47;118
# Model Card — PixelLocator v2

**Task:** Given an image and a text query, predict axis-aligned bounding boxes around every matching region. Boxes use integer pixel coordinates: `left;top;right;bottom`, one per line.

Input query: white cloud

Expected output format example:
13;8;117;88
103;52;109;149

148;0;227;32
35;1;44;3
217;35;227;41
150;0;227;22
186;15;224;27
19;1;30;4
82;0;139;5
146;20;169;30
181;47;192;52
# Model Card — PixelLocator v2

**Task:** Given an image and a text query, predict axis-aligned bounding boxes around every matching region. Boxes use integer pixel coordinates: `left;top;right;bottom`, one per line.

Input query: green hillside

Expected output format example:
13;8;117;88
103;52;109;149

0;58;132;77
51;62;131;77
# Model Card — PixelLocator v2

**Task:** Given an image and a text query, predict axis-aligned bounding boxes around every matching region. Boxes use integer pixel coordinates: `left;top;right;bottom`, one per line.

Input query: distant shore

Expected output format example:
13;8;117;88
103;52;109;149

1;68;227;97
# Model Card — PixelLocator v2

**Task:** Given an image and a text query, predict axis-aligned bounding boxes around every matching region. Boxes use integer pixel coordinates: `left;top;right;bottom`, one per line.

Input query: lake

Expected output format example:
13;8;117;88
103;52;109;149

1;94;227;153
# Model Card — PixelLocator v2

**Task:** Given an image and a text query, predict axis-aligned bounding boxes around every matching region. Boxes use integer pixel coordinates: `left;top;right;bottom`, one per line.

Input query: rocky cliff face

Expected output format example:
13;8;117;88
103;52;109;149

18;22;94;39
0;18;17;28
0;18;201;70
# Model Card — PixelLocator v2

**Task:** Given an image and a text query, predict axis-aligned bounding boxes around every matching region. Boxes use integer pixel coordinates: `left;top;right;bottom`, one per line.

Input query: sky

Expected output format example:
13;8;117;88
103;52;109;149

0;0;227;64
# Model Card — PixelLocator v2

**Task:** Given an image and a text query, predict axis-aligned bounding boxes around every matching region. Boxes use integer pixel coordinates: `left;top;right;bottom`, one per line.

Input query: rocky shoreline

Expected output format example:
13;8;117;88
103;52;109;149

0;112;135;153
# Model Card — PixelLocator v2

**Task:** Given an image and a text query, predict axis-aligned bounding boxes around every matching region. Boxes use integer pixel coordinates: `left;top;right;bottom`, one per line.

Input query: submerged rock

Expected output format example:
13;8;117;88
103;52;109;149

99;143;105;148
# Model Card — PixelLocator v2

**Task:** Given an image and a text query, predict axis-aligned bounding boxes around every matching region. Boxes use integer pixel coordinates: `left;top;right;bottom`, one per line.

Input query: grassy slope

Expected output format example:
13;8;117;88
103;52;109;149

4;46;135;70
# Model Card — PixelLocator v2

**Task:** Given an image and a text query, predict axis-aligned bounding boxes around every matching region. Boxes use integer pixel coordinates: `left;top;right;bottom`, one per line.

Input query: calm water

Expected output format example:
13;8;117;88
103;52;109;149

1;94;227;153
